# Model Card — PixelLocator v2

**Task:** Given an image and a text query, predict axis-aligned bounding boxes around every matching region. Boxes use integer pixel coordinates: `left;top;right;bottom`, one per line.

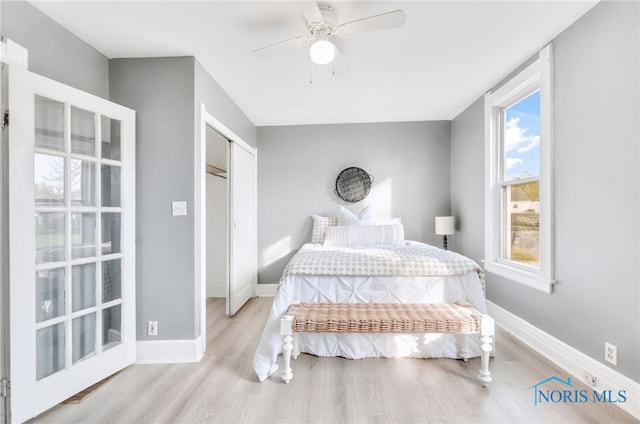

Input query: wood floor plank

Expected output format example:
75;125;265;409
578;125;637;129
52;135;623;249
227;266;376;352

28;297;638;424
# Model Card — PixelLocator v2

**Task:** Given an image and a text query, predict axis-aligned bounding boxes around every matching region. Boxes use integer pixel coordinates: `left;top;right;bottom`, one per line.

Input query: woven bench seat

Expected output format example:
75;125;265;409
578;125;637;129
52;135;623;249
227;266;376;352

286;302;482;334
280;302;494;387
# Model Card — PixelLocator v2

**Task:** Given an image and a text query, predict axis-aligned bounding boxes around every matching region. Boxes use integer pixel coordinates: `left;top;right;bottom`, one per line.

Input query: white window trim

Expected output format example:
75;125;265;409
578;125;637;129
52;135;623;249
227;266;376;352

484;44;554;294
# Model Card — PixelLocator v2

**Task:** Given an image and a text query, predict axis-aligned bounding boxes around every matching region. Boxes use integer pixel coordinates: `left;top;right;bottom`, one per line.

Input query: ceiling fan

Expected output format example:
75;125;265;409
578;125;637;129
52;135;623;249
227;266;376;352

252;1;406;65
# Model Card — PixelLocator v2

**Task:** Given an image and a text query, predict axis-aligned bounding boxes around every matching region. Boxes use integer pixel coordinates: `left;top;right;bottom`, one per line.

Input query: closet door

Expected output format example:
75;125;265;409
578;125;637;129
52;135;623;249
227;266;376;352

6;65;136;423
228;142;256;315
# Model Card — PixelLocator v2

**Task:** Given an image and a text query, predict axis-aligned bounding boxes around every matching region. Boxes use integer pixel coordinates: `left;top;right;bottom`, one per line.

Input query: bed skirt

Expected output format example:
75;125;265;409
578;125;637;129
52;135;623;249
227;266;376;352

253;273;487;382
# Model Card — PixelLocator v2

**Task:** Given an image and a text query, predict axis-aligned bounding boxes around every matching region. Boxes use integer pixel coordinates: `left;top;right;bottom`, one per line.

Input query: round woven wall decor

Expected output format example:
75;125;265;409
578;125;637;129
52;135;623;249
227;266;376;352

334;167;373;203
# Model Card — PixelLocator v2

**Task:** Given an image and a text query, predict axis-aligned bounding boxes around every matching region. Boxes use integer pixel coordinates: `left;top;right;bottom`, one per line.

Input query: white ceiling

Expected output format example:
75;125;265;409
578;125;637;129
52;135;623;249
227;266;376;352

30;0;598;126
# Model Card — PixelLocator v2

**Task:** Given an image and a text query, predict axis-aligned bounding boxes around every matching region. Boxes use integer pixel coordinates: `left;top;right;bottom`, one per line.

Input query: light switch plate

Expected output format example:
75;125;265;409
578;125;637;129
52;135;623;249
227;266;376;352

172;201;187;216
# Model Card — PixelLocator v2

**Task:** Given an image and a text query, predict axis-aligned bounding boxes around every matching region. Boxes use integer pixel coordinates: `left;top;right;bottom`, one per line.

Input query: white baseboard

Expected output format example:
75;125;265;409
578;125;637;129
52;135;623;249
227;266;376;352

255;283;278;297
487;301;640;420
136;337;205;364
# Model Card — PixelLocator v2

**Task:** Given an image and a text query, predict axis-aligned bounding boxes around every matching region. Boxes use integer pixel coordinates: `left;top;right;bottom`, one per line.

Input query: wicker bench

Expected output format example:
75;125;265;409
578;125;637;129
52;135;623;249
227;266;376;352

280;302;494;386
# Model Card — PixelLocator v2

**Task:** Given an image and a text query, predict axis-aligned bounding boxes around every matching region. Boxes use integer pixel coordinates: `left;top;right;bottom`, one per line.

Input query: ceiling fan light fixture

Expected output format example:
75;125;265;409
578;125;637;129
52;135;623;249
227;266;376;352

309;38;336;65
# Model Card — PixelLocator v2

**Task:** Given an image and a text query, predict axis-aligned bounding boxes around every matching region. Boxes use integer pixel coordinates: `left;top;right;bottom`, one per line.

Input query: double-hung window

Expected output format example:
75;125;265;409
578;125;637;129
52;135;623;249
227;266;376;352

484;44;554;293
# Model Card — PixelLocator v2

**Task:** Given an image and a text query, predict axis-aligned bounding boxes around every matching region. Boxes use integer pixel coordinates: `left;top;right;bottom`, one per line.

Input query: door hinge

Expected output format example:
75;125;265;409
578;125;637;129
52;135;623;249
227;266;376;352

2;111;8;129
0;378;8;398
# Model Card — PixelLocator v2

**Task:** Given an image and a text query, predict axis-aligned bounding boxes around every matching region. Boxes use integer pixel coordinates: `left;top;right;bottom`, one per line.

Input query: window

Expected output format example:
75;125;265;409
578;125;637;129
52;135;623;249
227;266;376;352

484;44;554;293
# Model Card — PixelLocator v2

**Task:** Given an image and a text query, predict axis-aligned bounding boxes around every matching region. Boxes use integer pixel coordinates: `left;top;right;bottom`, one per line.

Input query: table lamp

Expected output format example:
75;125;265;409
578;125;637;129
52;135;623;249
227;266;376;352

435;216;455;250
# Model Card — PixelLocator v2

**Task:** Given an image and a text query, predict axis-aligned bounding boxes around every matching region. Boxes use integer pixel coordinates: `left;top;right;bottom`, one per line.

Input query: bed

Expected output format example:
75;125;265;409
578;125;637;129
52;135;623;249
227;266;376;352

252;218;487;382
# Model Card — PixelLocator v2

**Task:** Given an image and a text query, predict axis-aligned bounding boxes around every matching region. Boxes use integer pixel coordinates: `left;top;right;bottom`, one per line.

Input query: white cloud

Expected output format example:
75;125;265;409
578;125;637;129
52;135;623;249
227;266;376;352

517;135;540;153
505;157;523;170
505;117;539;153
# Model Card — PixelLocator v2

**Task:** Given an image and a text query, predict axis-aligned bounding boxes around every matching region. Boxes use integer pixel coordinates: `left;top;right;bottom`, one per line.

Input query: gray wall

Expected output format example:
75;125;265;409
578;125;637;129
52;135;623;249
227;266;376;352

110;57;197;340
451;1;639;382
110;57;257;341
1;0;109;98
450;98;484;262
257;121;451;285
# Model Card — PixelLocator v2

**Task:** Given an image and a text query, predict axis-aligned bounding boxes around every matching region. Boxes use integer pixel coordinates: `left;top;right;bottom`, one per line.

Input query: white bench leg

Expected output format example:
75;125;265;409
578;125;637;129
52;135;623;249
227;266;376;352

292;332;300;360
280;315;294;384
459;334;471;361
478;314;495;387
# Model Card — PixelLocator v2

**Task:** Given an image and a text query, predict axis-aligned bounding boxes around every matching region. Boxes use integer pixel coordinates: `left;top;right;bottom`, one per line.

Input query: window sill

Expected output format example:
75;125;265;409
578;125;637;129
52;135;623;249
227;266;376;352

483;260;554;294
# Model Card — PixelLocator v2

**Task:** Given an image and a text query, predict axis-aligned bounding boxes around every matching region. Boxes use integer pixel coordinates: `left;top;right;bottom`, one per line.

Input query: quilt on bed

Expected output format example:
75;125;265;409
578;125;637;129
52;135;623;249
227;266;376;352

282;242;480;278
253;242;487;382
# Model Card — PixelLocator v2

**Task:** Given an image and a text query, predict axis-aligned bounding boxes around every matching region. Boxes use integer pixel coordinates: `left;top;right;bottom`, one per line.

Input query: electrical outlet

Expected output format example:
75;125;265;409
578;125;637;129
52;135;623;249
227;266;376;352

584;372;597;386
148;320;158;336
605;342;617;366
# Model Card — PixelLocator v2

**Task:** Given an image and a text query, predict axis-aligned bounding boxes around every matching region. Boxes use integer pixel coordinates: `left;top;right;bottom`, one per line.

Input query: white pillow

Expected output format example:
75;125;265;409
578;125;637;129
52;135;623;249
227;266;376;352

323;224;405;247
338;205;373;226
311;215;338;244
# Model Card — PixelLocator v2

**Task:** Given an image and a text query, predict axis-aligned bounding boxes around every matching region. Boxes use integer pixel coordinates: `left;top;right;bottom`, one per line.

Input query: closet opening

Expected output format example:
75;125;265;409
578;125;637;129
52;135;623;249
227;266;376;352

197;104;256;355
205;126;229;305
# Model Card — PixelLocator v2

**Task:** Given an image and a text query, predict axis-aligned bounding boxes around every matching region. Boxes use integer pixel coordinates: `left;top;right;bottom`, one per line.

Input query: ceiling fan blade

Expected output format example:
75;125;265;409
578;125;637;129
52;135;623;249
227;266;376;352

336;10;406;37
252;36;308;60
295;0;323;23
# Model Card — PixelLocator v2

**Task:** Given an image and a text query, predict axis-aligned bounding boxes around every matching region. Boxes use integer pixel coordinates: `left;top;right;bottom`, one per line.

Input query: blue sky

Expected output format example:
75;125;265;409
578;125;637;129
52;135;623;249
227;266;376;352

504;91;540;180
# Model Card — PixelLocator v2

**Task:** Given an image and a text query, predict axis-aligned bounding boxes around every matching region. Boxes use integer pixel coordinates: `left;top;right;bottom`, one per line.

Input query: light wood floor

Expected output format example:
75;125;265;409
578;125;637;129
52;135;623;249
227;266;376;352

30;297;637;424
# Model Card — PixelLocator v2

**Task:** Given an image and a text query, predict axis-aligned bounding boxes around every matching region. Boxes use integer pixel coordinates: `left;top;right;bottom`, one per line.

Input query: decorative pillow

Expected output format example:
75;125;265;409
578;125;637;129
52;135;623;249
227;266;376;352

337;205;373;226
311;215;338;244
323;224;405;247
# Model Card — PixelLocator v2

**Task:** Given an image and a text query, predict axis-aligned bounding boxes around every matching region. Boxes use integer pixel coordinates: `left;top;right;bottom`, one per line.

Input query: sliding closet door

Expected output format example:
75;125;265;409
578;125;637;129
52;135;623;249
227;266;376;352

228;142;256;315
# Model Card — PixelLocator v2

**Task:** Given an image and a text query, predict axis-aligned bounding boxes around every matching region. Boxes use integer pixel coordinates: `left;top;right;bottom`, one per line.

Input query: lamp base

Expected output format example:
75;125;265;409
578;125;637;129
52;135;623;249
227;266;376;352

442;235;448;250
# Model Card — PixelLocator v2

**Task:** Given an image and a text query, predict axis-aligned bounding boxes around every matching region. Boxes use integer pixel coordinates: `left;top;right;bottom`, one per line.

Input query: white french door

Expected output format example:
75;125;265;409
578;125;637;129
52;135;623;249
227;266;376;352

228;142;256;316
6;65;136;423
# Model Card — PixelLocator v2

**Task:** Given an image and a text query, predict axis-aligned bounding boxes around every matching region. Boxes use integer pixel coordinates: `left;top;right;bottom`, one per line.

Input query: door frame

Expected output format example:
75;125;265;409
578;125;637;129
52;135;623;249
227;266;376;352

195;104;256;352
1;63;8;424
1;37;30;424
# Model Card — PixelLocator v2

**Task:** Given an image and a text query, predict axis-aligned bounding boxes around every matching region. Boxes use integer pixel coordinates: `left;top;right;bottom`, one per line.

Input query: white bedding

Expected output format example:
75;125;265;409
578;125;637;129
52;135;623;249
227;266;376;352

253;242;487;382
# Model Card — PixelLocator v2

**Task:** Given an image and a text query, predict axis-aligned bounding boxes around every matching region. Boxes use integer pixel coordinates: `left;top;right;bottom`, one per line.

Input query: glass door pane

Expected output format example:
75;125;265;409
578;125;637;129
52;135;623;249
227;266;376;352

101;164;121;207
72;314;96;363
102;259;122;303
72;264;96;312
71;212;96;259
101;116;121;161
70;160;96;206
34;154;65;206
35;269;65;323
36;323;65;380
101;213;121;255
35;96;64;151
71;106;96;156
102;305;121;351
35;212;65;264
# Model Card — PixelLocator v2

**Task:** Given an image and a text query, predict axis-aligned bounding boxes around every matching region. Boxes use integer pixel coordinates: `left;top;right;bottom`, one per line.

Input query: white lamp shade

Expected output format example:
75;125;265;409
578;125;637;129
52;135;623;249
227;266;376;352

309;39;336;65
435;216;455;235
